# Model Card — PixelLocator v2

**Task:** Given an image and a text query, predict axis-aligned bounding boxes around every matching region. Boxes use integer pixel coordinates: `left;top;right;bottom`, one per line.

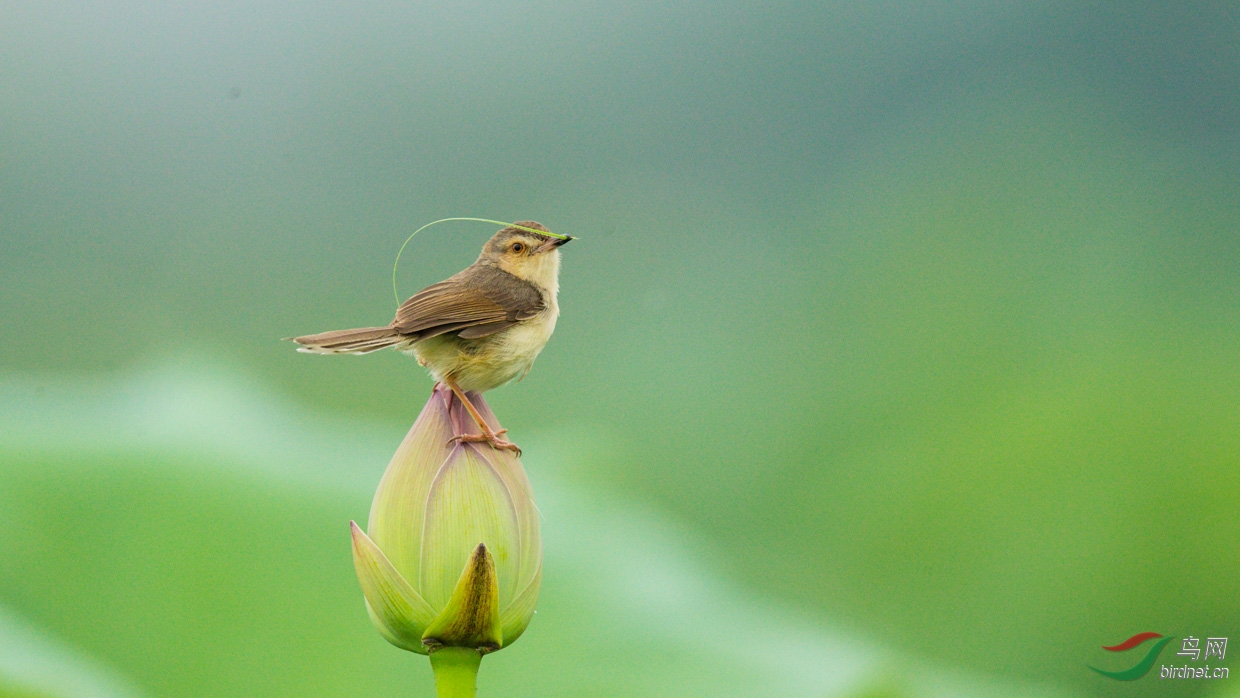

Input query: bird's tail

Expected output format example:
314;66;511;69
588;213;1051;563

290;326;406;355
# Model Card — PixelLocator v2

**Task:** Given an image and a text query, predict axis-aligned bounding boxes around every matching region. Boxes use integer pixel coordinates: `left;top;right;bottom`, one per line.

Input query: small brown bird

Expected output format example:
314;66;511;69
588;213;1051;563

292;221;571;454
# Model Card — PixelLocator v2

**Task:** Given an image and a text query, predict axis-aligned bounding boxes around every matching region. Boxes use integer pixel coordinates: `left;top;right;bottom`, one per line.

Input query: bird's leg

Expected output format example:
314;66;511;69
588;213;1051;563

444;380;521;456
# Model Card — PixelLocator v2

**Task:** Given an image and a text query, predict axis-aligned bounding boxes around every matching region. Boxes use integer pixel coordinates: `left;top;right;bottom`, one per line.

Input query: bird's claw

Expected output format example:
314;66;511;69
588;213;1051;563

447;432;521;457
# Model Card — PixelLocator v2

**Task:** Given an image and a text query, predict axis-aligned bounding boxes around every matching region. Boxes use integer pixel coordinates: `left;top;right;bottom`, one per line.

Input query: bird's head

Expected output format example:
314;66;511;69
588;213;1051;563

481;221;572;289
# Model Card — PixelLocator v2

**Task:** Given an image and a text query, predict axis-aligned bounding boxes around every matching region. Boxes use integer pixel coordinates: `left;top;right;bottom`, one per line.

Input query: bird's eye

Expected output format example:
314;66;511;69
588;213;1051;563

511;243;524;253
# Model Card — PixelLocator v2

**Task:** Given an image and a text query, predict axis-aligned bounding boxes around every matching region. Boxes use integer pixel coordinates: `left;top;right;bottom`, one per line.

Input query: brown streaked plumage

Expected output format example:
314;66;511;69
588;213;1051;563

292;221;571;454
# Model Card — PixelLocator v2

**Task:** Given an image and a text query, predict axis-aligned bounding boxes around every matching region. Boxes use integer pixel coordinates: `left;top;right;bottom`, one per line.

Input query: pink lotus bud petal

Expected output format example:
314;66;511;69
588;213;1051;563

352;385;542;654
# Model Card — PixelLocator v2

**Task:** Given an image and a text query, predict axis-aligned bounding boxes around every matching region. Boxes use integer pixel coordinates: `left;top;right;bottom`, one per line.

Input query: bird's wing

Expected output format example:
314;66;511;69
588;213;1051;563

392;265;545;340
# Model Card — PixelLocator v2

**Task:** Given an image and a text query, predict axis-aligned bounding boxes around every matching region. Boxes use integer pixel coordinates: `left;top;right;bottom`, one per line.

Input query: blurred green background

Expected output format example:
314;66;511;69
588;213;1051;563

1;1;1237;696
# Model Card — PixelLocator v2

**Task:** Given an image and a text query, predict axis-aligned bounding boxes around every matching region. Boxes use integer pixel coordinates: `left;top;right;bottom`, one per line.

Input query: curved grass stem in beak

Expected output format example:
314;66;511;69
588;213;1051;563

535;235;573;255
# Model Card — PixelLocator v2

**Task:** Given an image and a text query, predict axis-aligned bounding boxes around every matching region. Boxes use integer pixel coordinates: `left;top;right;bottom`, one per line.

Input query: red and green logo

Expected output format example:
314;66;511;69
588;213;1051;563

1090;632;1174;680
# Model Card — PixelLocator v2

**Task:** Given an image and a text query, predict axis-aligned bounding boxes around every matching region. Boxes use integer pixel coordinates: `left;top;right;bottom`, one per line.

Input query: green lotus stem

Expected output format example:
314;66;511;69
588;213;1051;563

429;647;481;698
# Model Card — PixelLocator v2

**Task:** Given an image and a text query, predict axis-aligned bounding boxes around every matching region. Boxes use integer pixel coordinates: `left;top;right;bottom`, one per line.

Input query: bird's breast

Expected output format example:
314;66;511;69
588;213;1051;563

416;305;559;393
494;308;558;363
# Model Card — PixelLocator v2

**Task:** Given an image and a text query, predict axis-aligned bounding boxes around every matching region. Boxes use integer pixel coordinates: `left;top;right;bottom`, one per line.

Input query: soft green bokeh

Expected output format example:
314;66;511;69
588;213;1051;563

2;1;1238;696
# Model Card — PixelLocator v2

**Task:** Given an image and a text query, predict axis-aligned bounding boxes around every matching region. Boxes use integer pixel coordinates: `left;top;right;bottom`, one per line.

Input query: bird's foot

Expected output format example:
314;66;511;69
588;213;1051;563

447;429;521;456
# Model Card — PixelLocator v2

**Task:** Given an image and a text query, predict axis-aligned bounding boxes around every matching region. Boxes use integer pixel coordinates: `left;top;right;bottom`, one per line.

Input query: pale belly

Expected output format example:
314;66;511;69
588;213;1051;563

410;310;559;392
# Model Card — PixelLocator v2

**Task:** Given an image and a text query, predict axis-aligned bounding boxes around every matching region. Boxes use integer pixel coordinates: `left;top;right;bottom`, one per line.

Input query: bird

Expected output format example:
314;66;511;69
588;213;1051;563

291;221;571;454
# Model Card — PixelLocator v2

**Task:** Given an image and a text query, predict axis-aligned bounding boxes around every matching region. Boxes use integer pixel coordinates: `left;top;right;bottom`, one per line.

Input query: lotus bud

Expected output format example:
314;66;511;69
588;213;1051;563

350;384;542;691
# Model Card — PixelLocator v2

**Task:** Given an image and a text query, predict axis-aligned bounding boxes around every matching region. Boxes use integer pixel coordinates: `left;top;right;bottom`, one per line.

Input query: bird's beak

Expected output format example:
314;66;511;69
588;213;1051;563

535;236;573;254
